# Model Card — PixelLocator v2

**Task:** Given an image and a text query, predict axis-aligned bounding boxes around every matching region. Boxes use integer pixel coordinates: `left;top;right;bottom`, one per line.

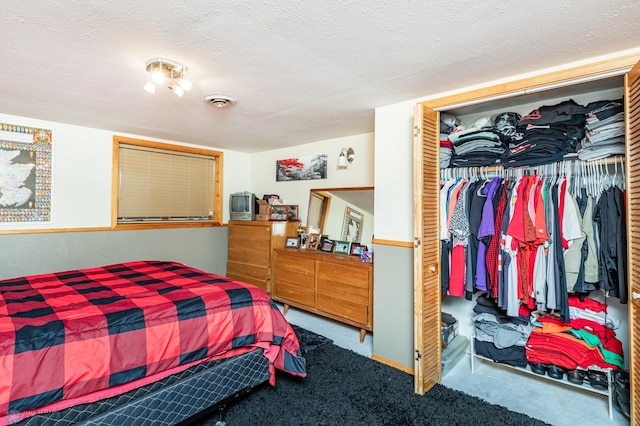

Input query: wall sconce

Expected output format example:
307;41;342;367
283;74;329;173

337;147;355;168
143;57;192;97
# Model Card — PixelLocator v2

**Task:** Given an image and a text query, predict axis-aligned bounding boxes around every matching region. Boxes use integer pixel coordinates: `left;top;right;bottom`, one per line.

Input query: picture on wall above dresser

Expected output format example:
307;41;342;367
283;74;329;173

276;154;327;181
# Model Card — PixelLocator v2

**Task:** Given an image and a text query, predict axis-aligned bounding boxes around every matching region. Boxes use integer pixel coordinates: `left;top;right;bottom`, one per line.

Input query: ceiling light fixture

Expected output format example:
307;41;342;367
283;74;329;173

204;94;237;108
143;57;192;97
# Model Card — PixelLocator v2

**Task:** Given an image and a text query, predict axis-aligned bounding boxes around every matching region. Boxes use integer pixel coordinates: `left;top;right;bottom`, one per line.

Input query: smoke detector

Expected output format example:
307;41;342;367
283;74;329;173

204;94;237;108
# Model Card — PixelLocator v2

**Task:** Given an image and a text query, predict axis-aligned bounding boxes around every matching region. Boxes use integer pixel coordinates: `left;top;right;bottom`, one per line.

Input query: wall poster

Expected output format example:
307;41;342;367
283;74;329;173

276;154;327;181
0;123;52;222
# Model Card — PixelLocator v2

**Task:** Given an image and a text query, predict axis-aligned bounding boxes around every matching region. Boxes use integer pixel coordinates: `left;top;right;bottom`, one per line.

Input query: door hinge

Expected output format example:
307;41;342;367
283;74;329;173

414;237;421;248
415;349;421;361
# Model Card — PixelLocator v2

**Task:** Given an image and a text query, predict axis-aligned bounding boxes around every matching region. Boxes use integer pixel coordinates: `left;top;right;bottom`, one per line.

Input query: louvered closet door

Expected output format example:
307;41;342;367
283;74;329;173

625;59;640;425
413;103;441;394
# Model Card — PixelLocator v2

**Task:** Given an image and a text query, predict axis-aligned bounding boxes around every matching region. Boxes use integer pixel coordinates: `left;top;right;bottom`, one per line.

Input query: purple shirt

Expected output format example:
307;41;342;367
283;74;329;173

475;177;502;291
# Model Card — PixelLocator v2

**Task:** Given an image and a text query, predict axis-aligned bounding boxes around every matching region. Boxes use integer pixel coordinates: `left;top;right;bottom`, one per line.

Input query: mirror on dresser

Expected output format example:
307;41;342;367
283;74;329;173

306;186;374;246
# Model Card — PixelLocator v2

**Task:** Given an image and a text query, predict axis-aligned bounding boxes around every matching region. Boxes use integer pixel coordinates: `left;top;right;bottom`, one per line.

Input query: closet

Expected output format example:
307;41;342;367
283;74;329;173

441;159;626;418
412;54;640;422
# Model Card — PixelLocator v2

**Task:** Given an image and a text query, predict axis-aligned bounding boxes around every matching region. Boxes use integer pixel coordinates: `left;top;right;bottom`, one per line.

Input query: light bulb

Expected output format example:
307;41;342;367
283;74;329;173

169;83;184;97
338;152;348;168
151;70;165;84
178;78;192;91
143;80;156;94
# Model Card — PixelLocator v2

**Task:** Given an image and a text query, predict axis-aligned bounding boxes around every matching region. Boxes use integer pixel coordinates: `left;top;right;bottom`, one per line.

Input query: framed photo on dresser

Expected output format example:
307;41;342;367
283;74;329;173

307;233;320;250
349;243;366;256
285;236;299;248
319;238;335;252
334;240;350;254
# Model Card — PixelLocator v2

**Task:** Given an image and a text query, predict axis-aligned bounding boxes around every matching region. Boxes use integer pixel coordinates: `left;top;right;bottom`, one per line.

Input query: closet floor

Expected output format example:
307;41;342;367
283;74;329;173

442;354;626;425
280;304;627;426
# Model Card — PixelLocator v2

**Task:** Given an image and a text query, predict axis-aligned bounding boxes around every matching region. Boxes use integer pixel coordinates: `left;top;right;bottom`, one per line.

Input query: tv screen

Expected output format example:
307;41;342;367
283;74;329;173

231;195;249;212
230;193;256;220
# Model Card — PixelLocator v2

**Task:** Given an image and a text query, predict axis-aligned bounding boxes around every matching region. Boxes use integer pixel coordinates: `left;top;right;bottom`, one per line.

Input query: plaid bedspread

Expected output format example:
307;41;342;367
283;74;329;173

0;260;306;422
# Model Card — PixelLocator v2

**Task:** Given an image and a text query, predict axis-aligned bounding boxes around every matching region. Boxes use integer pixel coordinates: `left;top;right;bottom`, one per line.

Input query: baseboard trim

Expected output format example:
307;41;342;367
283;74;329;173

371;354;414;375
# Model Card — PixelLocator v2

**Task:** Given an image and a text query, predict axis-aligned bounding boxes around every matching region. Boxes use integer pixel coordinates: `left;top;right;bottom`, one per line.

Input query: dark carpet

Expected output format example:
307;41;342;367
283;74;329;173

195;327;550;426
290;324;334;355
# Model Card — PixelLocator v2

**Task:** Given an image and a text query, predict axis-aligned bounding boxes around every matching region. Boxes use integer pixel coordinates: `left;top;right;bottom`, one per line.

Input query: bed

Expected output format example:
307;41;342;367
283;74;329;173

0;260;307;425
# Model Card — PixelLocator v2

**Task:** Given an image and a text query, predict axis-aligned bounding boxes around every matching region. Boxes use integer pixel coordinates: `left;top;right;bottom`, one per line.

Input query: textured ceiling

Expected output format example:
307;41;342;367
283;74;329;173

1;1;640;153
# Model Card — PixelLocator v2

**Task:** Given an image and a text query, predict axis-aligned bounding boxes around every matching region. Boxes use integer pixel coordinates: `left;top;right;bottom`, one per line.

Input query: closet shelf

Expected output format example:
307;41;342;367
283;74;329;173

469;338;614;419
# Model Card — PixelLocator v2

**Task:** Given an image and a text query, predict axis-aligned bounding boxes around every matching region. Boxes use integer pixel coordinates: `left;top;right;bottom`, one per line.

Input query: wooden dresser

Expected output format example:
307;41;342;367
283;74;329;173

226;220;299;294
272;248;373;342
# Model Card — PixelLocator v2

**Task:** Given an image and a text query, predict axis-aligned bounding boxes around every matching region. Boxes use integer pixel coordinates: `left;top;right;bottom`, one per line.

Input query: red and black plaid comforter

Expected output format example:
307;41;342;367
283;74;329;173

0;260;306;422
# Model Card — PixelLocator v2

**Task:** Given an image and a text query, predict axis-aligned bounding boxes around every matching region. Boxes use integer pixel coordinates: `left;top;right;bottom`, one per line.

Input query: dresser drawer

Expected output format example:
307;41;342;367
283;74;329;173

317;262;370;324
273;254;315;307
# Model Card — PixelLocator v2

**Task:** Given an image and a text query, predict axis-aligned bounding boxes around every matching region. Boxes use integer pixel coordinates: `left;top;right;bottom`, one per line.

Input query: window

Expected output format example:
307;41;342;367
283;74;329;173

307;191;330;233
112;136;223;228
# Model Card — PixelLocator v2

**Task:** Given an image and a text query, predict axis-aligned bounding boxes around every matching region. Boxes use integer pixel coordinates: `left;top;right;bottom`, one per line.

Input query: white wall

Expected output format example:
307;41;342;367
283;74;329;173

374;103;416;242
0;112;252;230
372;102;416;365
250;133;374;222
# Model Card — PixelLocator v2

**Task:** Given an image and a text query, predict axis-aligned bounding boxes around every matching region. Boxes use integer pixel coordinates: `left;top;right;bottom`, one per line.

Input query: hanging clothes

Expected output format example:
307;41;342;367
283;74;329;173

439;157;628;312
449;180;470;297
487;180;508;299
476;177;502;292
593;185;628;303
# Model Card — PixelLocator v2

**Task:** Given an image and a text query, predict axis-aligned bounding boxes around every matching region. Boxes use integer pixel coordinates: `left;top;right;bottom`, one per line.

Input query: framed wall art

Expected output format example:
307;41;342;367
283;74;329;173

340;206;364;243
276;154;327;181
0;123;52;223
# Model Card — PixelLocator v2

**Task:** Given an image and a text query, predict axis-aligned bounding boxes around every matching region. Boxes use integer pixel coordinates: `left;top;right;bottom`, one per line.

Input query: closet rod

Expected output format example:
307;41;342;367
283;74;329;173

441;155;625;174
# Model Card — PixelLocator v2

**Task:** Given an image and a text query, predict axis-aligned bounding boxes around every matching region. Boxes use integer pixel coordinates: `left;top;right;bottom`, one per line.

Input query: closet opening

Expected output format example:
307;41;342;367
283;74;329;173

413;58;640;423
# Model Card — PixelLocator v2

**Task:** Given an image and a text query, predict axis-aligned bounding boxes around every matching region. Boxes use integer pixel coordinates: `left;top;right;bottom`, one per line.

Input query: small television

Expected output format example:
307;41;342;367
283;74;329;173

230;192;256;221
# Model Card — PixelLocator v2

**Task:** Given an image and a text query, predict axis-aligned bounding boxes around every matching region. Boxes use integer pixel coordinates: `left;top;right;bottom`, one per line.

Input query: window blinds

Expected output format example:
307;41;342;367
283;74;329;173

307;192;326;230
118;144;215;221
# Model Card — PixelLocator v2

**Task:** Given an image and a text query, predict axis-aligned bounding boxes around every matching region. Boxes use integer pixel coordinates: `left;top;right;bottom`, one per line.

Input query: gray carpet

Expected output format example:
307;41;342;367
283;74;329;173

194;326;550;426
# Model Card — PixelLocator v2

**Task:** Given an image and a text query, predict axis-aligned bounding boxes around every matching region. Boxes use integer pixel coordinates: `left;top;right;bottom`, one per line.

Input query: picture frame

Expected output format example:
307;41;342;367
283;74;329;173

276;154;327;181
349;243;367;256
334;240;350;254
285;236;299;248
270;205;287;221
307;233;321;250
341;207;364;243
299;233;308;249
319;238;335;252
286;205;299;221
270;204;299;221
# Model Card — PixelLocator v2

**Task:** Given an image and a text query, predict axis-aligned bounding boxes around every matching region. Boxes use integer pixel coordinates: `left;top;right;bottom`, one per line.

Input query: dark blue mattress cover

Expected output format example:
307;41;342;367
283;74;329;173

17;348;269;426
